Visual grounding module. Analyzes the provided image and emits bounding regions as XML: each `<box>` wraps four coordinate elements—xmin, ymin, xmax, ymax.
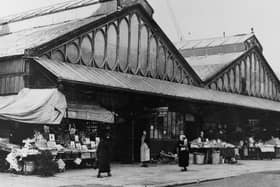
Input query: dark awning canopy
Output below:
<box><xmin>34</xmin><ymin>57</ymin><xmax>280</xmax><ymax>113</ymax></box>
<box><xmin>66</xmin><ymin>103</ymin><xmax>115</xmax><ymax>124</ymax></box>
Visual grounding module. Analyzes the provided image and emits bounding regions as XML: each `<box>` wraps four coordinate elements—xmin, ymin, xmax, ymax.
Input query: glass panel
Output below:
<box><xmin>217</xmin><ymin>78</ymin><xmax>223</xmax><ymax>90</ymax></box>
<box><xmin>235</xmin><ymin>65</ymin><xmax>240</xmax><ymax>92</ymax></box>
<box><xmin>107</xmin><ymin>24</ymin><xmax>117</xmax><ymax>70</ymax></box>
<box><xmin>81</xmin><ymin>35</ymin><xmax>93</xmax><ymax>66</ymax></box>
<box><xmin>119</xmin><ymin>19</ymin><xmax>129</xmax><ymax>71</ymax></box>
<box><xmin>246</xmin><ymin>56</ymin><xmax>251</xmax><ymax>94</ymax></box>
<box><xmin>241</xmin><ymin>60</ymin><xmax>245</xmax><ymax>78</ymax></box>
<box><xmin>269</xmin><ymin>79</ymin><xmax>273</xmax><ymax>98</ymax></box>
<box><xmin>166</xmin><ymin>55</ymin><xmax>174</xmax><ymax>80</ymax></box>
<box><xmin>210</xmin><ymin>83</ymin><xmax>217</xmax><ymax>90</ymax></box>
<box><xmin>223</xmin><ymin>74</ymin><xmax>229</xmax><ymax>91</ymax></box>
<box><xmin>264</xmin><ymin>73</ymin><xmax>268</xmax><ymax>97</ymax></box>
<box><xmin>148</xmin><ymin>36</ymin><xmax>157</xmax><ymax>77</ymax></box>
<box><xmin>229</xmin><ymin>69</ymin><xmax>234</xmax><ymax>92</ymax></box>
<box><xmin>174</xmin><ymin>62</ymin><xmax>182</xmax><ymax>82</ymax></box>
<box><xmin>52</xmin><ymin>50</ymin><xmax>64</xmax><ymax>62</ymax></box>
<box><xmin>139</xmin><ymin>26</ymin><xmax>148</xmax><ymax>74</ymax></box>
<box><xmin>182</xmin><ymin>71</ymin><xmax>189</xmax><ymax>84</ymax></box>
<box><xmin>129</xmin><ymin>14</ymin><xmax>139</xmax><ymax>73</ymax></box>
<box><xmin>251</xmin><ymin>53</ymin><xmax>255</xmax><ymax>95</ymax></box>
<box><xmin>255</xmin><ymin>57</ymin><xmax>260</xmax><ymax>95</ymax></box>
<box><xmin>94</xmin><ymin>30</ymin><xmax>105</xmax><ymax>67</ymax></box>
<box><xmin>260</xmin><ymin>65</ymin><xmax>264</xmax><ymax>96</ymax></box>
<box><xmin>157</xmin><ymin>45</ymin><xmax>166</xmax><ymax>78</ymax></box>
<box><xmin>66</xmin><ymin>42</ymin><xmax>79</xmax><ymax>63</ymax></box>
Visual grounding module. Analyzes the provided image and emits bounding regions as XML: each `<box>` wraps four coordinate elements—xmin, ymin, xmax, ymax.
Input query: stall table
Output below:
<box><xmin>191</xmin><ymin>147</ymin><xmax>236</xmax><ymax>164</ymax></box>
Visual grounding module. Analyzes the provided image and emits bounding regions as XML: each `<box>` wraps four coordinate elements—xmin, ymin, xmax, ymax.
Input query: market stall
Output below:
<box><xmin>0</xmin><ymin>88</ymin><xmax>115</xmax><ymax>175</ymax></box>
<box><xmin>190</xmin><ymin>138</ymin><xmax>237</xmax><ymax>164</ymax></box>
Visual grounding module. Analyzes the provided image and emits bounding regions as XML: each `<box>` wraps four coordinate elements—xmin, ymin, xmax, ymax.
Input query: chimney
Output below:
<box><xmin>251</xmin><ymin>27</ymin><xmax>254</xmax><ymax>34</ymax></box>
<box><xmin>0</xmin><ymin>22</ymin><xmax>10</xmax><ymax>36</ymax></box>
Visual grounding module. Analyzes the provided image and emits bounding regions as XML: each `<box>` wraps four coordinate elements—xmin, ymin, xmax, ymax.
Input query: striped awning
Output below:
<box><xmin>33</xmin><ymin>57</ymin><xmax>280</xmax><ymax>113</ymax></box>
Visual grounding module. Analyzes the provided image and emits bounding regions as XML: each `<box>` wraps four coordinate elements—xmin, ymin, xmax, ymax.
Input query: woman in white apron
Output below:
<box><xmin>140</xmin><ymin>130</ymin><xmax>150</xmax><ymax>167</ymax></box>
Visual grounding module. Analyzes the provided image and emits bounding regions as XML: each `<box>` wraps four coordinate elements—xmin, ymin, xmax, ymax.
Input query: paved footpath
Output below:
<box><xmin>2</xmin><ymin>160</ymin><xmax>280</xmax><ymax>187</ymax></box>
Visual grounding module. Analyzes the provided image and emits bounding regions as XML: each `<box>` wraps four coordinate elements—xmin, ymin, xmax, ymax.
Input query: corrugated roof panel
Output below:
<box><xmin>178</xmin><ymin>33</ymin><xmax>253</xmax><ymax>49</ymax></box>
<box><xmin>186</xmin><ymin>52</ymin><xmax>244</xmax><ymax>81</ymax></box>
<box><xmin>0</xmin><ymin>0</ymin><xmax>99</xmax><ymax>24</ymax></box>
<box><xmin>34</xmin><ymin>57</ymin><xmax>280</xmax><ymax>112</ymax></box>
<box><xmin>0</xmin><ymin>15</ymin><xmax>105</xmax><ymax>58</ymax></box>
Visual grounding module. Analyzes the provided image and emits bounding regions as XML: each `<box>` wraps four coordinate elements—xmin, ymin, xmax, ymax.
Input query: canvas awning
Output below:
<box><xmin>0</xmin><ymin>88</ymin><xmax>66</xmax><ymax>124</ymax></box>
<box><xmin>66</xmin><ymin>103</ymin><xmax>114</xmax><ymax>124</ymax></box>
<box><xmin>33</xmin><ymin>57</ymin><xmax>280</xmax><ymax>113</ymax></box>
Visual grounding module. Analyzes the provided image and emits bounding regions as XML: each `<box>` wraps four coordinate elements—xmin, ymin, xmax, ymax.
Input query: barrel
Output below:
<box><xmin>23</xmin><ymin>161</ymin><xmax>35</xmax><ymax>174</ymax></box>
<box><xmin>195</xmin><ymin>153</ymin><xmax>205</xmax><ymax>164</ymax></box>
<box><xmin>212</xmin><ymin>151</ymin><xmax>220</xmax><ymax>164</ymax></box>
<box><xmin>189</xmin><ymin>153</ymin><xmax>194</xmax><ymax>164</ymax></box>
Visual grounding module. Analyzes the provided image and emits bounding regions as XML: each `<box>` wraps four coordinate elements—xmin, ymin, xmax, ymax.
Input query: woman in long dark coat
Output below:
<box><xmin>177</xmin><ymin>135</ymin><xmax>190</xmax><ymax>171</ymax></box>
<box><xmin>96</xmin><ymin>134</ymin><xmax>112</xmax><ymax>178</ymax></box>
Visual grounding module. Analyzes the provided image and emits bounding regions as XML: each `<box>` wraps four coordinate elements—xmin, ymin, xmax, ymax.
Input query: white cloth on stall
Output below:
<box><xmin>0</xmin><ymin>88</ymin><xmax>66</xmax><ymax>124</ymax></box>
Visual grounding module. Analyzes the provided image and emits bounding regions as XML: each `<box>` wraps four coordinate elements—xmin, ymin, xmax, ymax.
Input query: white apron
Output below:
<box><xmin>140</xmin><ymin>142</ymin><xmax>150</xmax><ymax>162</ymax></box>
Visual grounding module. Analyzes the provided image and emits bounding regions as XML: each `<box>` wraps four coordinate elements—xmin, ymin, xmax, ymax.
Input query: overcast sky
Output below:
<box><xmin>0</xmin><ymin>0</ymin><xmax>279</xmax><ymax>73</ymax></box>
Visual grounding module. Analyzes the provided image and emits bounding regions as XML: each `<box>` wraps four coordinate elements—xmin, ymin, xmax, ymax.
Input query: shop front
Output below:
<box><xmin>1</xmin><ymin>0</ymin><xmax>280</xmax><ymax>174</ymax></box>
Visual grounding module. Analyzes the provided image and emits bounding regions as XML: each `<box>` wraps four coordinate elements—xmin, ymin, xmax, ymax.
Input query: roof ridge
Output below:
<box><xmin>182</xmin><ymin>33</ymin><xmax>253</xmax><ymax>43</ymax></box>
<box><xmin>0</xmin><ymin>0</ymin><xmax>100</xmax><ymax>25</ymax></box>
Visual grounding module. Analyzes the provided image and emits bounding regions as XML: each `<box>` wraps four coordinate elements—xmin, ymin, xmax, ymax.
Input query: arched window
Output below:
<box><xmin>81</xmin><ymin>35</ymin><xmax>93</xmax><ymax>66</ymax></box>
<box><xmin>107</xmin><ymin>24</ymin><xmax>117</xmax><ymax>70</ymax></box>
<box><xmin>255</xmin><ymin>57</ymin><xmax>260</xmax><ymax>95</ymax></box>
<box><xmin>148</xmin><ymin>36</ymin><xmax>157</xmax><ymax>77</ymax></box>
<box><xmin>118</xmin><ymin>19</ymin><xmax>129</xmax><ymax>71</ymax></box>
<box><xmin>67</xmin><ymin>42</ymin><xmax>80</xmax><ymax>64</ymax></box>
<box><xmin>210</xmin><ymin>83</ymin><xmax>217</xmax><ymax>90</ymax></box>
<box><xmin>94</xmin><ymin>30</ymin><xmax>105</xmax><ymax>67</ymax></box>
<box><xmin>246</xmin><ymin>56</ymin><xmax>251</xmax><ymax>94</ymax></box>
<box><xmin>217</xmin><ymin>78</ymin><xmax>223</xmax><ymax>90</ymax></box>
<box><xmin>251</xmin><ymin>53</ymin><xmax>256</xmax><ymax>95</ymax></box>
<box><xmin>229</xmin><ymin>69</ymin><xmax>235</xmax><ymax>92</ymax></box>
<box><xmin>129</xmin><ymin>14</ymin><xmax>139</xmax><ymax>73</ymax></box>
<box><xmin>223</xmin><ymin>74</ymin><xmax>229</xmax><ymax>91</ymax></box>
<box><xmin>166</xmin><ymin>55</ymin><xmax>174</xmax><ymax>80</ymax></box>
<box><xmin>52</xmin><ymin>50</ymin><xmax>64</xmax><ymax>62</ymax></box>
<box><xmin>174</xmin><ymin>62</ymin><xmax>182</xmax><ymax>82</ymax></box>
<box><xmin>139</xmin><ymin>26</ymin><xmax>149</xmax><ymax>75</ymax></box>
<box><xmin>235</xmin><ymin>65</ymin><xmax>240</xmax><ymax>92</ymax></box>
<box><xmin>157</xmin><ymin>44</ymin><xmax>166</xmax><ymax>78</ymax></box>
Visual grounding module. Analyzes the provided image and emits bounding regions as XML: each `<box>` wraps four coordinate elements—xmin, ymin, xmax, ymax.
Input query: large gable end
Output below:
<box><xmin>28</xmin><ymin>5</ymin><xmax>201</xmax><ymax>86</ymax></box>
<box><xmin>207</xmin><ymin>47</ymin><xmax>280</xmax><ymax>101</ymax></box>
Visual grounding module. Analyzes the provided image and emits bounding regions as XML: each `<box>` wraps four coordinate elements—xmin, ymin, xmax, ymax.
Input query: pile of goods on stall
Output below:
<box><xmin>190</xmin><ymin>138</ymin><xmax>235</xmax><ymax>148</ymax></box>
<box><xmin>3</xmin><ymin>125</ymin><xmax>98</xmax><ymax>175</ymax></box>
<box><xmin>190</xmin><ymin>138</ymin><xmax>237</xmax><ymax>164</ymax></box>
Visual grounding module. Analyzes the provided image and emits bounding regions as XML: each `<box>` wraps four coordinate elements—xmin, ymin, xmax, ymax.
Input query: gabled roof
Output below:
<box><xmin>178</xmin><ymin>33</ymin><xmax>262</xmax><ymax>58</ymax></box>
<box><xmin>0</xmin><ymin>2</ymin><xmax>201</xmax><ymax>83</ymax></box>
<box><xmin>32</xmin><ymin>57</ymin><xmax>280</xmax><ymax>113</ymax></box>
<box><xmin>186</xmin><ymin>52</ymin><xmax>244</xmax><ymax>81</ymax></box>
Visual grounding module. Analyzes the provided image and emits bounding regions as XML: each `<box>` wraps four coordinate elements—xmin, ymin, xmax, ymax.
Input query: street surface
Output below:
<box><xmin>184</xmin><ymin>171</ymin><xmax>280</xmax><ymax>187</ymax></box>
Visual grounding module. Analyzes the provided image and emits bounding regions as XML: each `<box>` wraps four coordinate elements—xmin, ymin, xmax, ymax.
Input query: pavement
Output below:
<box><xmin>2</xmin><ymin>160</ymin><xmax>280</xmax><ymax>187</ymax></box>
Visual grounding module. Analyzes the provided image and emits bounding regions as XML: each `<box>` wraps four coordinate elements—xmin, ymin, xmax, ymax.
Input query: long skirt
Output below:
<box><xmin>178</xmin><ymin>150</ymin><xmax>189</xmax><ymax>167</ymax></box>
<box><xmin>140</xmin><ymin>143</ymin><xmax>150</xmax><ymax>162</ymax></box>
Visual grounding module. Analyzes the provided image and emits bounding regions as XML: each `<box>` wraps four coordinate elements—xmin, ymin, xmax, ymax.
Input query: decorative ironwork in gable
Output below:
<box><xmin>207</xmin><ymin>49</ymin><xmax>280</xmax><ymax>101</ymax></box>
<box><xmin>40</xmin><ymin>10</ymin><xmax>195</xmax><ymax>86</ymax></box>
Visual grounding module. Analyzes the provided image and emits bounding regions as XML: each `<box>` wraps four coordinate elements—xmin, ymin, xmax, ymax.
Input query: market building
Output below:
<box><xmin>177</xmin><ymin>33</ymin><xmax>280</xmax><ymax>143</ymax></box>
<box><xmin>0</xmin><ymin>0</ymin><xmax>280</xmax><ymax>169</ymax></box>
